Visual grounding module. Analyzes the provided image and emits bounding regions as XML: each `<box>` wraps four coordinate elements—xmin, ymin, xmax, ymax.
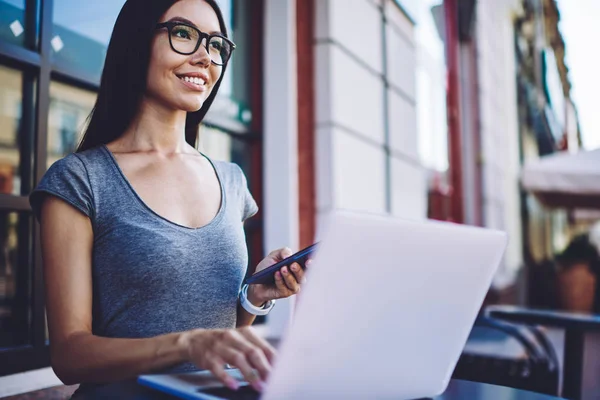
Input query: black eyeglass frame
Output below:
<box><xmin>155</xmin><ymin>21</ymin><xmax>236</xmax><ymax>66</ymax></box>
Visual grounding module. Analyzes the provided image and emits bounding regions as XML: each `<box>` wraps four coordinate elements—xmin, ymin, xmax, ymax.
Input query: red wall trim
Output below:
<box><xmin>444</xmin><ymin>0</ymin><xmax>465</xmax><ymax>224</ymax></box>
<box><xmin>248</xmin><ymin>0</ymin><xmax>265</xmax><ymax>268</ymax></box>
<box><xmin>296</xmin><ymin>0</ymin><xmax>317</xmax><ymax>248</ymax></box>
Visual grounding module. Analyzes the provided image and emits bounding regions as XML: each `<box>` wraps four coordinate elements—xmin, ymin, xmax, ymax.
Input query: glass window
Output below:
<box><xmin>0</xmin><ymin>212</ymin><xmax>31</xmax><ymax>349</ymax></box>
<box><xmin>416</xmin><ymin>0</ymin><xmax>448</xmax><ymax>172</ymax></box>
<box><xmin>205</xmin><ymin>0</ymin><xmax>253</xmax><ymax>132</ymax></box>
<box><xmin>0</xmin><ymin>65</ymin><xmax>24</xmax><ymax>196</ymax></box>
<box><xmin>199</xmin><ymin>126</ymin><xmax>252</xmax><ymax>176</ymax></box>
<box><xmin>0</xmin><ymin>0</ymin><xmax>27</xmax><ymax>48</ymax></box>
<box><xmin>51</xmin><ymin>0</ymin><xmax>125</xmax><ymax>82</ymax></box>
<box><xmin>47</xmin><ymin>81</ymin><xmax>96</xmax><ymax>167</ymax></box>
<box><xmin>199</xmin><ymin>126</ymin><xmax>260</xmax><ymax>299</ymax></box>
<box><xmin>394</xmin><ymin>0</ymin><xmax>419</xmax><ymax>21</ymax></box>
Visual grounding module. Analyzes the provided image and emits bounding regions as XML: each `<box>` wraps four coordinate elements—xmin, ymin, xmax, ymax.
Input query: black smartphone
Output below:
<box><xmin>244</xmin><ymin>242</ymin><xmax>319</xmax><ymax>285</ymax></box>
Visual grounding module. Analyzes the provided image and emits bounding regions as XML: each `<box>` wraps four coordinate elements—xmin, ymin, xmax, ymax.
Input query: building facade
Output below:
<box><xmin>435</xmin><ymin>0</ymin><xmax>578</xmax><ymax>304</ymax></box>
<box><xmin>475</xmin><ymin>0</ymin><xmax>524</xmax><ymax>291</ymax></box>
<box><xmin>513</xmin><ymin>0</ymin><xmax>581</xmax><ymax>308</ymax></box>
<box><xmin>262</xmin><ymin>0</ymin><xmax>426</xmax><ymax>342</ymax></box>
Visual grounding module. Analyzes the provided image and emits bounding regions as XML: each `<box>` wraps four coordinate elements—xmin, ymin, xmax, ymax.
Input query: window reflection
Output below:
<box><xmin>416</xmin><ymin>0</ymin><xmax>448</xmax><ymax>172</ymax></box>
<box><xmin>0</xmin><ymin>0</ymin><xmax>27</xmax><ymax>48</ymax></box>
<box><xmin>199</xmin><ymin>125</ymin><xmax>251</xmax><ymax>176</ymax></box>
<box><xmin>48</xmin><ymin>81</ymin><xmax>96</xmax><ymax>167</ymax></box>
<box><xmin>205</xmin><ymin>0</ymin><xmax>253</xmax><ymax>132</ymax></box>
<box><xmin>393</xmin><ymin>0</ymin><xmax>419</xmax><ymax>21</ymax></box>
<box><xmin>199</xmin><ymin>125</ymin><xmax>258</xmax><ymax>301</ymax></box>
<box><xmin>0</xmin><ymin>212</ymin><xmax>30</xmax><ymax>349</ymax></box>
<box><xmin>0</xmin><ymin>65</ymin><xmax>23</xmax><ymax>195</ymax></box>
<box><xmin>51</xmin><ymin>0</ymin><xmax>125</xmax><ymax>82</ymax></box>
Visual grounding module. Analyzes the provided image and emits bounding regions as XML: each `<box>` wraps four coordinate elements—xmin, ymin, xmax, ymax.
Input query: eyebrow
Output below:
<box><xmin>166</xmin><ymin>17</ymin><xmax>224</xmax><ymax>36</ymax></box>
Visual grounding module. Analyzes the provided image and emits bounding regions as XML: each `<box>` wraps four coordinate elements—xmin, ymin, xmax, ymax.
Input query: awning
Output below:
<box><xmin>521</xmin><ymin>149</ymin><xmax>600</xmax><ymax>209</ymax></box>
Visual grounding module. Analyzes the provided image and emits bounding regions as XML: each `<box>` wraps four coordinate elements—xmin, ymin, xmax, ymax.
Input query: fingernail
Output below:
<box><xmin>226</xmin><ymin>378</ymin><xmax>239</xmax><ymax>391</ymax></box>
<box><xmin>282</xmin><ymin>267</ymin><xmax>288</xmax><ymax>274</ymax></box>
<box><xmin>291</xmin><ymin>264</ymin><xmax>298</xmax><ymax>271</ymax></box>
<box><xmin>253</xmin><ymin>381</ymin><xmax>265</xmax><ymax>392</ymax></box>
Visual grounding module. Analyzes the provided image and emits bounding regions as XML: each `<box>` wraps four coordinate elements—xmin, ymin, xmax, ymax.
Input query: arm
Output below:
<box><xmin>41</xmin><ymin>196</ymin><xmax>189</xmax><ymax>384</ymax></box>
<box><xmin>41</xmin><ymin>197</ymin><xmax>274</xmax><ymax>390</ymax></box>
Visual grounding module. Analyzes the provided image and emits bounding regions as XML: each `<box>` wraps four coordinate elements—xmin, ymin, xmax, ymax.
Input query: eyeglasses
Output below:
<box><xmin>155</xmin><ymin>21</ymin><xmax>235</xmax><ymax>66</ymax></box>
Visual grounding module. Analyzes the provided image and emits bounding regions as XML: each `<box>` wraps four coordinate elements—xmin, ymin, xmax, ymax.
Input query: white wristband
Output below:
<box><xmin>239</xmin><ymin>284</ymin><xmax>275</xmax><ymax>316</ymax></box>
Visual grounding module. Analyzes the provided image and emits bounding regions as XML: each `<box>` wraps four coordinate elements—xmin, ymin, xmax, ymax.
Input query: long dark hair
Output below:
<box><xmin>76</xmin><ymin>0</ymin><xmax>229</xmax><ymax>152</ymax></box>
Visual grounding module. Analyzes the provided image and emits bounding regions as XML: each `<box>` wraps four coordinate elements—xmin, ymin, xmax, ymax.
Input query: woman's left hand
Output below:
<box><xmin>246</xmin><ymin>247</ymin><xmax>310</xmax><ymax>306</ymax></box>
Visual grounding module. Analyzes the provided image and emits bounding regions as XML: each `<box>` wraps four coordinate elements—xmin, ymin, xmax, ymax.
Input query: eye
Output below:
<box><xmin>172</xmin><ymin>25</ymin><xmax>194</xmax><ymax>40</ymax></box>
<box><xmin>173</xmin><ymin>29</ymin><xmax>190</xmax><ymax>39</ymax></box>
<box><xmin>209</xmin><ymin>40</ymin><xmax>223</xmax><ymax>51</ymax></box>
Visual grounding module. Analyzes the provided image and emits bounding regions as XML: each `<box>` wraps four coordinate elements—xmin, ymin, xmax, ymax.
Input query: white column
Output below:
<box><xmin>262</xmin><ymin>0</ymin><xmax>299</xmax><ymax>339</ymax></box>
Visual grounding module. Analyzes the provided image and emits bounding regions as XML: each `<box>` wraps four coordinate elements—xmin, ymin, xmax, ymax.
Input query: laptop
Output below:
<box><xmin>139</xmin><ymin>210</ymin><xmax>508</xmax><ymax>399</ymax></box>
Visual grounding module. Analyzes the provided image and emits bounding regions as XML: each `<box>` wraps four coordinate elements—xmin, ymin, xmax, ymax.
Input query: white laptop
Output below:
<box><xmin>139</xmin><ymin>210</ymin><xmax>508</xmax><ymax>400</ymax></box>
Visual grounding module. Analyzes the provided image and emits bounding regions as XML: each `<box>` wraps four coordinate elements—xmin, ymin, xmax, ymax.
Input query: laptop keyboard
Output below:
<box><xmin>199</xmin><ymin>385</ymin><xmax>261</xmax><ymax>400</ymax></box>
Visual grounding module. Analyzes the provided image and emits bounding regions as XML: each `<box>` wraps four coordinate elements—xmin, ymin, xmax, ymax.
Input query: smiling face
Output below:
<box><xmin>145</xmin><ymin>0</ymin><xmax>224</xmax><ymax>113</ymax></box>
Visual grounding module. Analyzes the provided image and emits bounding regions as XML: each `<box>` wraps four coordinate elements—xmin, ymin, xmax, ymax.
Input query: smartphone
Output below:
<box><xmin>244</xmin><ymin>242</ymin><xmax>319</xmax><ymax>285</ymax></box>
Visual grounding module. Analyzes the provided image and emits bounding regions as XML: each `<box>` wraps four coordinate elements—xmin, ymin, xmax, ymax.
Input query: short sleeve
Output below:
<box><xmin>235</xmin><ymin>165</ymin><xmax>258</xmax><ymax>222</ymax></box>
<box><xmin>29</xmin><ymin>154</ymin><xmax>94</xmax><ymax>222</ymax></box>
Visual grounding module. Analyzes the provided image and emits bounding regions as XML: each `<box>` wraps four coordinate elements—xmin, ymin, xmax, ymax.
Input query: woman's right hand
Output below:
<box><xmin>182</xmin><ymin>326</ymin><xmax>276</xmax><ymax>392</ymax></box>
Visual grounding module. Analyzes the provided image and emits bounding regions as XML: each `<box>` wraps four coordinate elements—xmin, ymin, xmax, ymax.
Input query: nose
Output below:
<box><xmin>191</xmin><ymin>38</ymin><xmax>211</xmax><ymax>67</ymax></box>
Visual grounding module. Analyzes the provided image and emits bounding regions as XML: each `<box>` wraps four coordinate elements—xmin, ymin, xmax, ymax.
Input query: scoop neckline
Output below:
<box><xmin>100</xmin><ymin>144</ymin><xmax>226</xmax><ymax>232</ymax></box>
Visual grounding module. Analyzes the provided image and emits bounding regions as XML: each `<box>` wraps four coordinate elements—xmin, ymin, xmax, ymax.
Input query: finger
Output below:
<box><xmin>279</xmin><ymin>248</ymin><xmax>293</xmax><ymax>261</ymax></box>
<box><xmin>269</xmin><ymin>247</ymin><xmax>293</xmax><ymax>260</ymax></box>
<box><xmin>244</xmin><ymin>347</ymin><xmax>272</xmax><ymax>383</ymax></box>
<box><xmin>289</xmin><ymin>262</ymin><xmax>305</xmax><ymax>284</ymax></box>
<box><xmin>221</xmin><ymin>331</ymin><xmax>272</xmax><ymax>383</ymax></box>
<box><xmin>220</xmin><ymin>347</ymin><xmax>265</xmax><ymax>392</ymax></box>
<box><xmin>281</xmin><ymin>266</ymin><xmax>301</xmax><ymax>293</ymax></box>
<box><xmin>274</xmin><ymin>271</ymin><xmax>292</xmax><ymax>296</ymax></box>
<box><xmin>239</xmin><ymin>327</ymin><xmax>277</xmax><ymax>365</ymax></box>
<box><xmin>208</xmin><ymin>357</ymin><xmax>240</xmax><ymax>391</ymax></box>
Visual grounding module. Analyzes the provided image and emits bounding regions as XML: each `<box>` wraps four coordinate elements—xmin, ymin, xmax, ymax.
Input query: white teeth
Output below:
<box><xmin>180</xmin><ymin>76</ymin><xmax>206</xmax><ymax>86</ymax></box>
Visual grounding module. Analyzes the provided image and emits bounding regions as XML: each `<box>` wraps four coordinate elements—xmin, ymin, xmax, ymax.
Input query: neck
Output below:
<box><xmin>118</xmin><ymin>98</ymin><xmax>192</xmax><ymax>154</ymax></box>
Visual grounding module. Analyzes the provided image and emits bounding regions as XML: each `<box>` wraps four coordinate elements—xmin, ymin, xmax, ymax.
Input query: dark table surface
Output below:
<box><xmin>75</xmin><ymin>379</ymin><xmax>565</xmax><ymax>400</ymax></box>
<box><xmin>487</xmin><ymin>305</ymin><xmax>600</xmax><ymax>400</ymax></box>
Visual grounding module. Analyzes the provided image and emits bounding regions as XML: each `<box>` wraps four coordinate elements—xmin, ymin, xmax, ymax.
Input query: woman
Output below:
<box><xmin>29</xmin><ymin>0</ymin><xmax>306</xmax><ymax>394</ymax></box>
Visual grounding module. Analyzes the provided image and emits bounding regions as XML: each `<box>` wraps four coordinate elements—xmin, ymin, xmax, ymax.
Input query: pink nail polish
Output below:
<box><xmin>227</xmin><ymin>379</ymin><xmax>239</xmax><ymax>391</ymax></box>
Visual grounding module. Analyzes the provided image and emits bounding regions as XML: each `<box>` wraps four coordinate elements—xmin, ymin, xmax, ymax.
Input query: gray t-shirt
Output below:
<box><xmin>29</xmin><ymin>145</ymin><xmax>258</xmax><ymax>375</ymax></box>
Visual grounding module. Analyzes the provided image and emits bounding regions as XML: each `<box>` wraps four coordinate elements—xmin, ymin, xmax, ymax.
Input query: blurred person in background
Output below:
<box><xmin>29</xmin><ymin>0</ymin><xmax>307</xmax><ymax>396</ymax></box>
